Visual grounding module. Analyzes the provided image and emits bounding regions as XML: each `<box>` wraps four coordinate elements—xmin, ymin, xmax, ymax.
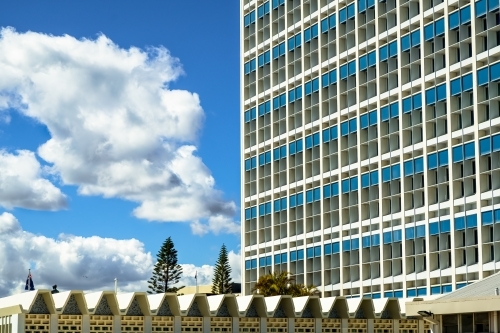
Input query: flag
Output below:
<box><xmin>25</xmin><ymin>270</ymin><xmax>35</xmax><ymax>291</ymax></box>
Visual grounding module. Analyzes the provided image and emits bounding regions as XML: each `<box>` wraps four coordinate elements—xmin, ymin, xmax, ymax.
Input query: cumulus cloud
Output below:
<box><xmin>190</xmin><ymin>215</ymin><xmax>241</xmax><ymax>236</ymax></box>
<box><xmin>0</xmin><ymin>150</ymin><xmax>66</xmax><ymax>210</ymax></box>
<box><xmin>0</xmin><ymin>212</ymin><xmax>241</xmax><ymax>296</ymax></box>
<box><xmin>0</xmin><ymin>27</ymin><xmax>239</xmax><ymax>233</ymax></box>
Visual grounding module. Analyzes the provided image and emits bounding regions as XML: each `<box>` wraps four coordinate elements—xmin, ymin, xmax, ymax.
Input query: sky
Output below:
<box><xmin>0</xmin><ymin>1</ymin><xmax>241</xmax><ymax>296</ymax></box>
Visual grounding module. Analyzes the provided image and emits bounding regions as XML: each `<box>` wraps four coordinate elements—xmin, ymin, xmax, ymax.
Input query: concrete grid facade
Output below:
<box><xmin>241</xmin><ymin>0</ymin><xmax>500</xmax><ymax>297</ymax></box>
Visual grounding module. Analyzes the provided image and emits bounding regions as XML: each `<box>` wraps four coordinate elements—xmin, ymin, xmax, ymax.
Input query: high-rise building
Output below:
<box><xmin>241</xmin><ymin>0</ymin><xmax>500</xmax><ymax>298</ymax></box>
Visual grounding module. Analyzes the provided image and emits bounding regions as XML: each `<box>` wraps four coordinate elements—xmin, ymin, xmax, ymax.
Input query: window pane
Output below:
<box><xmin>455</xmin><ymin>217</ymin><xmax>465</xmax><ymax>230</ymax></box>
<box><xmin>452</xmin><ymin>146</ymin><xmax>463</xmax><ymax>162</ymax></box>
<box><xmin>429</xmin><ymin>222</ymin><xmax>439</xmax><ymax>235</ymax></box>
<box><xmin>436</xmin><ymin>84</ymin><xmax>446</xmax><ymax>101</ymax></box>
<box><xmin>428</xmin><ymin>153</ymin><xmax>438</xmax><ymax>170</ymax></box>
<box><xmin>406</xmin><ymin>227</ymin><xmax>415</xmax><ymax>240</ymax></box>
<box><xmin>438</xmin><ymin>150</ymin><xmax>448</xmax><ymax>166</ymax></box>
<box><xmin>462</xmin><ymin>73</ymin><xmax>473</xmax><ymax>92</ymax></box>
<box><xmin>350</xmin><ymin>177</ymin><xmax>358</xmax><ymax>191</ymax></box>
<box><xmin>425</xmin><ymin>87</ymin><xmax>436</xmax><ymax>105</ymax></box>
<box><xmin>464</xmin><ymin>142</ymin><xmax>475</xmax><ymax>160</ymax></box>
<box><xmin>370</xmin><ymin>170</ymin><xmax>379</xmax><ymax>185</ymax></box>
<box><xmin>478</xmin><ymin>67</ymin><xmax>489</xmax><ymax>86</ymax></box>
<box><xmin>401</xmin><ymin>34</ymin><xmax>411</xmax><ymax>51</ymax></box>
<box><xmin>480</xmin><ymin>137</ymin><xmax>491</xmax><ymax>155</ymax></box>
<box><xmin>440</xmin><ymin>220</ymin><xmax>451</xmax><ymax>233</ymax></box>
<box><xmin>416</xmin><ymin>225</ymin><xmax>426</xmax><ymax>238</ymax></box>
<box><xmin>404</xmin><ymin>160</ymin><xmax>413</xmax><ymax>176</ymax></box>
<box><xmin>361</xmin><ymin>173</ymin><xmax>370</xmax><ymax>188</ymax></box>
<box><xmin>424</xmin><ymin>23</ymin><xmax>434</xmax><ymax>41</ymax></box>
<box><xmin>414</xmin><ymin>157</ymin><xmax>424</xmax><ymax>173</ymax></box>
<box><xmin>435</xmin><ymin>18</ymin><xmax>444</xmax><ymax>36</ymax></box>
<box><xmin>381</xmin><ymin>106</ymin><xmax>390</xmax><ymax>121</ymax></box>
<box><xmin>342</xmin><ymin>179</ymin><xmax>350</xmax><ymax>193</ymax></box>
<box><xmin>460</xmin><ymin>5</ymin><xmax>471</xmax><ymax>24</ymax></box>
<box><xmin>450</xmin><ymin>77</ymin><xmax>461</xmax><ymax>96</ymax></box>
<box><xmin>411</xmin><ymin>30</ymin><xmax>420</xmax><ymax>46</ymax></box>
<box><xmin>403</xmin><ymin>96</ymin><xmax>412</xmax><ymax>113</ymax></box>
<box><xmin>379</xmin><ymin>45</ymin><xmax>388</xmax><ymax>61</ymax></box>
<box><xmin>449</xmin><ymin>11</ymin><xmax>460</xmax><ymax>29</ymax></box>
<box><xmin>382</xmin><ymin>166</ymin><xmax>391</xmax><ymax>182</ymax></box>
<box><xmin>369</xmin><ymin>111</ymin><xmax>377</xmax><ymax>125</ymax></box>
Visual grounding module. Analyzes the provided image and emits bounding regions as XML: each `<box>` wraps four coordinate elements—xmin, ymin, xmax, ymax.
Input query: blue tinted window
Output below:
<box><xmin>389</xmin><ymin>41</ymin><xmax>397</xmax><ymax>57</ymax></box>
<box><xmin>482</xmin><ymin>210</ymin><xmax>493</xmax><ymax>225</ymax></box>
<box><xmin>349</xmin><ymin>118</ymin><xmax>357</xmax><ymax>133</ymax></box>
<box><xmin>478</xmin><ymin>67</ymin><xmax>489</xmax><ymax>86</ymax></box>
<box><xmin>274</xmin><ymin>254</ymin><xmax>281</xmax><ymax>264</ymax></box>
<box><xmin>431</xmin><ymin>286</ymin><xmax>441</xmax><ymax>295</ymax></box>
<box><xmin>330</xmin><ymin>70</ymin><xmax>337</xmax><ymax>84</ymax></box>
<box><xmin>323</xmin><ymin>184</ymin><xmax>332</xmax><ymax>199</ymax></box>
<box><xmin>290</xmin><ymin>251</ymin><xmax>297</xmax><ymax>262</ymax></box>
<box><xmin>251</xmin><ymin>259</ymin><xmax>257</xmax><ymax>269</ymax></box>
<box><xmin>424</xmin><ymin>23</ymin><xmax>434</xmax><ymax>41</ymax></box>
<box><xmin>429</xmin><ymin>222</ymin><xmax>439</xmax><ymax>235</ymax></box>
<box><xmin>428</xmin><ymin>153</ymin><xmax>438</xmax><ymax>170</ymax></box>
<box><xmin>480</xmin><ymin>137</ymin><xmax>492</xmax><ymax>155</ymax></box>
<box><xmin>452</xmin><ymin>145</ymin><xmax>463</xmax><ymax>162</ymax></box>
<box><xmin>401</xmin><ymin>34</ymin><xmax>411</xmax><ymax>51</ymax></box>
<box><xmin>411</xmin><ymin>30</ymin><xmax>420</xmax><ymax>46</ymax></box>
<box><xmin>259</xmin><ymin>257</ymin><xmax>266</xmax><ymax>267</ymax></box>
<box><xmin>341</xmin><ymin>121</ymin><xmax>349</xmax><ymax>136</ymax></box>
<box><xmin>455</xmin><ymin>217</ymin><xmax>466</xmax><ymax>230</ymax></box>
<box><xmin>435</xmin><ymin>18</ymin><xmax>444</xmax><ymax>36</ymax></box>
<box><xmin>332</xmin><ymin>182</ymin><xmax>339</xmax><ymax>196</ymax></box>
<box><xmin>464</xmin><ymin>142</ymin><xmax>475</xmax><ymax>160</ymax></box>
<box><xmin>438</xmin><ymin>150</ymin><xmax>448</xmax><ymax>166</ymax></box>
<box><xmin>306</xmin><ymin>247</ymin><xmax>314</xmax><ymax>259</ymax></box>
<box><xmin>403</xmin><ymin>96</ymin><xmax>412</xmax><ymax>113</ymax></box>
<box><xmin>493</xmin><ymin>134</ymin><xmax>500</xmax><ymax>152</ymax></box>
<box><xmin>442</xmin><ymin>285</ymin><xmax>452</xmax><ymax>293</ymax></box>
<box><xmin>340</xmin><ymin>65</ymin><xmax>348</xmax><ymax>79</ymax></box>
<box><xmin>441</xmin><ymin>220</ymin><xmax>451</xmax><ymax>233</ymax></box>
<box><xmin>348</xmin><ymin>61</ymin><xmax>356</xmax><ymax>76</ymax></box>
<box><xmin>379</xmin><ymin>45</ymin><xmax>388</xmax><ymax>61</ymax></box>
<box><xmin>462</xmin><ymin>74</ymin><xmax>473</xmax><ymax>92</ymax></box>
<box><xmin>371</xmin><ymin>234</ymin><xmax>380</xmax><ymax>246</ymax></box>
<box><xmin>368</xmin><ymin>51</ymin><xmax>376</xmax><ymax>67</ymax></box>
<box><xmin>245</xmin><ymin>260</ymin><xmax>251</xmax><ymax>270</ymax></box>
<box><xmin>297</xmin><ymin>250</ymin><xmax>304</xmax><ymax>260</ymax></box>
<box><xmin>361</xmin><ymin>173</ymin><xmax>370</xmax><ymax>188</ymax></box>
<box><xmin>426</xmin><ymin>87</ymin><xmax>436</xmax><ymax>105</ymax></box>
<box><xmin>359</xmin><ymin>55</ymin><xmax>367</xmax><ymax>71</ymax></box>
<box><xmin>322</xmin><ymin>73</ymin><xmax>329</xmax><ymax>88</ymax></box>
<box><xmin>449</xmin><ymin>11</ymin><xmax>460</xmax><ymax>29</ymax></box>
<box><xmin>436</xmin><ymin>84</ymin><xmax>446</xmax><ymax>101</ymax></box>
<box><xmin>362</xmin><ymin>236</ymin><xmax>370</xmax><ymax>248</ymax></box>
<box><xmin>392</xmin><ymin>164</ymin><xmax>400</xmax><ymax>179</ymax></box>
<box><xmin>461</xmin><ymin>6</ymin><xmax>471</xmax><ymax>23</ymax></box>
<box><xmin>407</xmin><ymin>289</ymin><xmax>416</xmax><ymax>298</ymax></box>
<box><xmin>403</xmin><ymin>160</ymin><xmax>413</xmax><ymax>176</ymax></box>
<box><xmin>332</xmin><ymin>242</ymin><xmax>340</xmax><ymax>253</ymax></box>
<box><xmin>417</xmin><ymin>288</ymin><xmax>427</xmax><ymax>297</ymax></box>
<box><xmin>491</xmin><ymin>62</ymin><xmax>500</xmax><ymax>81</ymax></box>
<box><xmin>414</xmin><ymin>157</ymin><xmax>424</xmax><ymax>174</ymax></box>
<box><xmin>393</xmin><ymin>230</ymin><xmax>402</xmax><ymax>242</ymax></box>
<box><xmin>324</xmin><ymin>243</ymin><xmax>332</xmax><ymax>255</ymax></box>
<box><xmin>450</xmin><ymin>77</ymin><xmax>461</xmax><ymax>96</ymax></box>
<box><xmin>369</xmin><ymin>111</ymin><xmax>377</xmax><ymax>125</ymax></box>
<box><xmin>350</xmin><ymin>177</ymin><xmax>358</xmax><ymax>191</ymax></box>
<box><xmin>281</xmin><ymin>252</ymin><xmax>287</xmax><ymax>263</ymax></box>
<box><xmin>383</xmin><ymin>231</ymin><xmax>392</xmax><ymax>244</ymax></box>
<box><xmin>382</xmin><ymin>166</ymin><xmax>391</xmax><ymax>182</ymax></box>
<box><xmin>360</xmin><ymin>114</ymin><xmax>369</xmax><ymax>129</ymax></box>
<box><xmin>415</xmin><ymin>225</ymin><xmax>425</xmax><ymax>238</ymax></box>
<box><xmin>370</xmin><ymin>170</ymin><xmax>378</xmax><ymax>186</ymax></box>
<box><xmin>381</xmin><ymin>106</ymin><xmax>390</xmax><ymax>121</ymax></box>
<box><xmin>390</xmin><ymin>102</ymin><xmax>399</xmax><ymax>118</ymax></box>
<box><xmin>406</xmin><ymin>227</ymin><xmax>415</xmax><ymax>240</ymax></box>
<box><xmin>343</xmin><ymin>239</ymin><xmax>350</xmax><ymax>251</ymax></box>
<box><xmin>476</xmin><ymin>0</ymin><xmax>487</xmax><ymax>17</ymax></box>
<box><xmin>466</xmin><ymin>214</ymin><xmax>477</xmax><ymax>228</ymax></box>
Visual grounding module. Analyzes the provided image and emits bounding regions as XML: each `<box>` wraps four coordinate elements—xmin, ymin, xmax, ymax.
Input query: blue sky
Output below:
<box><xmin>0</xmin><ymin>1</ymin><xmax>241</xmax><ymax>293</ymax></box>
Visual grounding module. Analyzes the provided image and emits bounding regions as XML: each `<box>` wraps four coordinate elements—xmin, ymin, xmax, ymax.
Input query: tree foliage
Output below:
<box><xmin>147</xmin><ymin>237</ymin><xmax>184</xmax><ymax>294</ymax></box>
<box><xmin>212</xmin><ymin>244</ymin><xmax>233</xmax><ymax>294</ymax></box>
<box><xmin>251</xmin><ymin>271</ymin><xmax>317</xmax><ymax>297</ymax></box>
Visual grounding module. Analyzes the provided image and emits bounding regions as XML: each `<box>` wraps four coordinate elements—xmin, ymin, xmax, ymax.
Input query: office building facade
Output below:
<box><xmin>241</xmin><ymin>0</ymin><xmax>500</xmax><ymax>297</ymax></box>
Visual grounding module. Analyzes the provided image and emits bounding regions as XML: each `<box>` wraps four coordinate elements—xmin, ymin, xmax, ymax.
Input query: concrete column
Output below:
<box><xmin>232</xmin><ymin>317</ymin><xmax>239</xmax><ymax>333</ymax></box>
<box><xmin>288</xmin><ymin>318</ymin><xmax>294</xmax><ymax>333</ymax></box>
<box><xmin>493</xmin><ymin>311</ymin><xmax>498</xmax><ymax>333</ymax></box>
<box><xmin>49</xmin><ymin>314</ymin><xmax>58</xmax><ymax>333</ymax></box>
<box><xmin>260</xmin><ymin>318</ymin><xmax>267</xmax><ymax>333</ymax></box>
<box><xmin>203</xmin><ymin>317</ymin><xmax>211</xmax><ymax>333</ymax></box>
<box><xmin>113</xmin><ymin>315</ymin><xmax>121</xmax><ymax>333</ymax></box>
<box><xmin>174</xmin><ymin>316</ymin><xmax>182</xmax><ymax>333</ymax></box>
<box><xmin>341</xmin><ymin>319</ymin><xmax>348</xmax><ymax>333</ymax></box>
<box><xmin>366</xmin><ymin>319</ymin><xmax>373</xmax><ymax>333</ymax></box>
<box><xmin>82</xmin><ymin>315</ymin><xmax>90</xmax><ymax>333</ymax></box>
<box><xmin>315</xmin><ymin>318</ymin><xmax>322</xmax><ymax>333</ymax></box>
<box><xmin>417</xmin><ymin>319</ymin><xmax>425</xmax><ymax>333</ymax></box>
<box><xmin>393</xmin><ymin>319</ymin><xmax>399</xmax><ymax>333</ymax></box>
<box><xmin>13</xmin><ymin>314</ymin><xmax>24</xmax><ymax>333</ymax></box>
<box><xmin>144</xmin><ymin>316</ymin><xmax>152</xmax><ymax>333</ymax></box>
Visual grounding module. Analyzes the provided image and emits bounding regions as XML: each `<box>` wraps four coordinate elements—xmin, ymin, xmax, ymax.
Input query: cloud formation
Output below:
<box><xmin>0</xmin><ymin>28</ymin><xmax>239</xmax><ymax>234</ymax></box>
<box><xmin>0</xmin><ymin>150</ymin><xmax>67</xmax><ymax>210</ymax></box>
<box><xmin>0</xmin><ymin>212</ymin><xmax>241</xmax><ymax>296</ymax></box>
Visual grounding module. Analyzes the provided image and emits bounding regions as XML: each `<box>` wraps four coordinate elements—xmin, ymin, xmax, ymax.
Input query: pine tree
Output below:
<box><xmin>147</xmin><ymin>237</ymin><xmax>184</xmax><ymax>294</ymax></box>
<box><xmin>211</xmin><ymin>244</ymin><xmax>233</xmax><ymax>294</ymax></box>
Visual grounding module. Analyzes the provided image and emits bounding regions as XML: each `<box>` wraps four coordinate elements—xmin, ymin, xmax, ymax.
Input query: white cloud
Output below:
<box><xmin>0</xmin><ymin>28</ymin><xmax>239</xmax><ymax>233</ymax></box>
<box><xmin>0</xmin><ymin>150</ymin><xmax>67</xmax><ymax>210</ymax></box>
<box><xmin>190</xmin><ymin>215</ymin><xmax>240</xmax><ymax>236</ymax></box>
<box><xmin>0</xmin><ymin>212</ymin><xmax>241</xmax><ymax>296</ymax></box>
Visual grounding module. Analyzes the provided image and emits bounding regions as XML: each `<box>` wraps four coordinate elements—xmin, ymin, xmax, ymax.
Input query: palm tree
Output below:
<box><xmin>251</xmin><ymin>271</ymin><xmax>317</xmax><ymax>297</ymax></box>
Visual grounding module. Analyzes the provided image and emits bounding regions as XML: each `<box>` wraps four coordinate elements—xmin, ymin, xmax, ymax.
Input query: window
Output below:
<box><xmin>258</xmin><ymin>51</ymin><xmax>271</xmax><ymax>67</ymax></box>
<box><xmin>288</xmin><ymin>86</ymin><xmax>303</xmax><ymax>104</ymax></box>
<box><xmin>273</xmin><ymin>144</ymin><xmax>287</xmax><ymax>161</ymax></box>
<box><xmin>274</xmin><ymin>197</ymin><xmax>287</xmax><ymax>212</ymax></box>
<box><xmin>426</xmin><ymin>84</ymin><xmax>446</xmax><ymax>105</ymax></box>
<box><xmin>304</xmin><ymin>24</ymin><xmax>318</xmax><ymax>43</ymax></box>
<box><xmin>244</xmin><ymin>107</ymin><xmax>257</xmax><ymax>123</ymax></box>
<box><xmin>272</xmin><ymin>0</ymin><xmax>284</xmax><ymax>9</ymax></box>
<box><xmin>244</xmin><ymin>58</ymin><xmax>256</xmax><ymax>75</ymax></box>
<box><xmin>272</xmin><ymin>93</ymin><xmax>286</xmax><ymax>110</ymax></box>
<box><xmin>424</xmin><ymin>18</ymin><xmax>444</xmax><ymax>41</ymax></box>
<box><xmin>322</xmin><ymin>69</ymin><xmax>337</xmax><ymax>88</ymax></box>
<box><xmin>258</xmin><ymin>151</ymin><xmax>271</xmax><ymax>166</ymax></box>
<box><xmin>321</xmin><ymin>13</ymin><xmax>337</xmax><ymax>33</ymax></box>
<box><xmin>305</xmin><ymin>78</ymin><xmax>319</xmax><ymax>96</ymax></box>
<box><xmin>306</xmin><ymin>187</ymin><xmax>321</xmax><ymax>203</ymax></box>
<box><xmin>342</xmin><ymin>176</ymin><xmax>358</xmax><ymax>193</ymax></box>
<box><xmin>305</xmin><ymin>132</ymin><xmax>320</xmax><ymax>149</ymax></box>
<box><xmin>323</xmin><ymin>182</ymin><xmax>339</xmax><ymax>198</ymax></box>
<box><xmin>244</xmin><ymin>206</ymin><xmax>257</xmax><ymax>220</ymax></box>
<box><xmin>323</xmin><ymin>125</ymin><xmax>338</xmax><ymax>143</ymax></box>
<box><xmin>289</xmin><ymin>193</ymin><xmax>304</xmax><ymax>208</ymax></box>
<box><xmin>287</xmin><ymin>33</ymin><xmax>302</xmax><ymax>52</ymax></box>
<box><xmin>272</xmin><ymin>42</ymin><xmax>285</xmax><ymax>59</ymax></box>
<box><xmin>244</xmin><ymin>11</ymin><xmax>256</xmax><ymax>27</ymax></box>
<box><xmin>289</xmin><ymin>139</ymin><xmax>303</xmax><ymax>155</ymax></box>
<box><xmin>257</xmin><ymin>2</ymin><xmax>270</xmax><ymax>18</ymax></box>
<box><xmin>244</xmin><ymin>156</ymin><xmax>257</xmax><ymax>171</ymax></box>
<box><xmin>258</xmin><ymin>101</ymin><xmax>271</xmax><ymax>116</ymax></box>
<box><xmin>382</xmin><ymin>164</ymin><xmax>401</xmax><ymax>182</ymax></box>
